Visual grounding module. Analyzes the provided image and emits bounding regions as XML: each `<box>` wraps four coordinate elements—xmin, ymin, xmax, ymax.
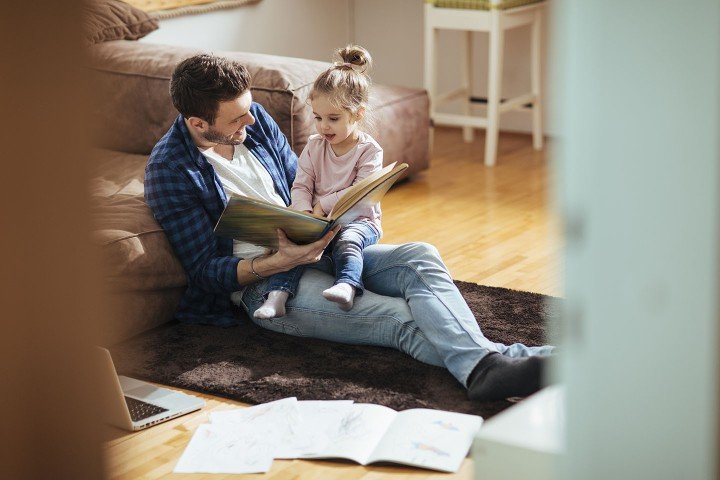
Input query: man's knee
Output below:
<box><xmin>387</xmin><ymin>295</ymin><xmax>414</xmax><ymax>320</ymax></box>
<box><xmin>356</xmin><ymin>291</ymin><xmax>412</xmax><ymax>323</ymax></box>
<box><xmin>362</xmin><ymin>242</ymin><xmax>447</xmax><ymax>281</ymax></box>
<box><xmin>395</xmin><ymin>242</ymin><xmax>442</xmax><ymax>263</ymax></box>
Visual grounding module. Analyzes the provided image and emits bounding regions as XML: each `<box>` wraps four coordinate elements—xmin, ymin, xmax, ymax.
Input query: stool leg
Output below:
<box><xmin>485</xmin><ymin>10</ymin><xmax>504</xmax><ymax>167</ymax></box>
<box><xmin>462</xmin><ymin>31</ymin><xmax>474</xmax><ymax>143</ymax></box>
<box><xmin>531</xmin><ymin>7</ymin><xmax>544</xmax><ymax>150</ymax></box>
<box><xmin>424</xmin><ymin>5</ymin><xmax>437</xmax><ymax>154</ymax></box>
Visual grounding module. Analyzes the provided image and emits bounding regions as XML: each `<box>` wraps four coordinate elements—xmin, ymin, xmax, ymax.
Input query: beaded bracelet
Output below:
<box><xmin>250</xmin><ymin>256</ymin><xmax>267</xmax><ymax>280</ymax></box>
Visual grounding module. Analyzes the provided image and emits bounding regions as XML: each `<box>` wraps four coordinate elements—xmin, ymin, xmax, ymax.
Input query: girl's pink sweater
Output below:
<box><xmin>291</xmin><ymin>132</ymin><xmax>383</xmax><ymax>230</ymax></box>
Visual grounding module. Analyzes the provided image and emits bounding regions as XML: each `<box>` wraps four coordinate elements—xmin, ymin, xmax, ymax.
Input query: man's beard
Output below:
<box><xmin>202</xmin><ymin>126</ymin><xmax>243</xmax><ymax>145</ymax></box>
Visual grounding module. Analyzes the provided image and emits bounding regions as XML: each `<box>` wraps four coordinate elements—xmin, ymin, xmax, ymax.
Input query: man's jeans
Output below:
<box><xmin>262</xmin><ymin>220</ymin><xmax>380</xmax><ymax>298</ymax></box>
<box><xmin>233</xmin><ymin>242</ymin><xmax>554</xmax><ymax>387</ymax></box>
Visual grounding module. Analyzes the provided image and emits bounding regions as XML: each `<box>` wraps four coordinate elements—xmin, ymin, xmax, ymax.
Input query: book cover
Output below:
<box><xmin>213</xmin><ymin>162</ymin><xmax>408</xmax><ymax>249</ymax></box>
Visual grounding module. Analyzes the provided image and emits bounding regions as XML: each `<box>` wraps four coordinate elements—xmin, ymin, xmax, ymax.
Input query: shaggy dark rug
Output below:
<box><xmin>110</xmin><ymin>281</ymin><xmax>561</xmax><ymax>419</ymax></box>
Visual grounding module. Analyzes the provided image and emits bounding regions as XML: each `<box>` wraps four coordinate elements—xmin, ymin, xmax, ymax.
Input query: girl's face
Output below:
<box><xmin>311</xmin><ymin>94</ymin><xmax>363</xmax><ymax>150</ymax></box>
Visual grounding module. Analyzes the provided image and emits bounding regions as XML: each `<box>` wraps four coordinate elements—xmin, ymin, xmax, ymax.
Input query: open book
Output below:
<box><xmin>213</xmin><ymin>162</ymin><xmax>409</xmax><ymax>249</ymax></box>
<box><xmin>195</xmin><ymin>398</ymin><xmax>482</xmax><ymax>474</ymax></box>
<box><xmin>293</xmin><ymin>403</ymin><xmax>482</xmax><ymax>472</ymax></box>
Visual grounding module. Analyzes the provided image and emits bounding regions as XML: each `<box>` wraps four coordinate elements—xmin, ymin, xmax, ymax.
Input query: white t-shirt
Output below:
<box><xmin>200</xmin><ymin>144</ymin><xmax>285</xmax><ymax>259</ymax></box>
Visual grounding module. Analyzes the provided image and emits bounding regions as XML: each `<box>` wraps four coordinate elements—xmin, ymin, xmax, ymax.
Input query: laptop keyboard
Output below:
<box><xmin>124</xmin><ymin>396</ymin><xmax>169</xmax><ymax>422</ymax></box>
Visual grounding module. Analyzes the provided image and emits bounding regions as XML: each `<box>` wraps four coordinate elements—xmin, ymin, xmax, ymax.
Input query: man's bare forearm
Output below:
<box><xmin>236</xmin><ymin>254</ymin><xmax>284</xmax><ymax>286</ymax></box>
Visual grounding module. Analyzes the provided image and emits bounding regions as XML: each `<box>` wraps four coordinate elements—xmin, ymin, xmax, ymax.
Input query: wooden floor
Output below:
<box><xmin>103</xmin><ymin>127</ymin><xmax>563</xmax><ymax>479</ymax></box>
<box><xmin>383</xmin><ymin>128</ymin><xmax>561</xmax><ymax>296</ymax></box>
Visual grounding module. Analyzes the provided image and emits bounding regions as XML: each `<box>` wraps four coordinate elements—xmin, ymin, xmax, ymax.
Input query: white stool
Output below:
<box><xmin>424</xmin><ymin>0</ymin><xmax>546</xmax><ymax>166</ymax></box>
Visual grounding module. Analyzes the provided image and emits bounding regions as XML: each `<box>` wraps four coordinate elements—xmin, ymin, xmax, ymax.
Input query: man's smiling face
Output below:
<box><xmin>202</xmin><ymin>90</ymin><xmax>255</xmax><ymax>145</ymax></box>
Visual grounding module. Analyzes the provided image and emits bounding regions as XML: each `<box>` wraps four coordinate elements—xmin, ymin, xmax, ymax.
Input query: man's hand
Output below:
<box><xmin>267</xmin><ymin>227</ymin><xmax>339</xmax><ymax>271</ymax></box>
<box><xmin>312</xmin><ymin>202</ymin><xmax>325</xmax><ymax>217</ymax></box>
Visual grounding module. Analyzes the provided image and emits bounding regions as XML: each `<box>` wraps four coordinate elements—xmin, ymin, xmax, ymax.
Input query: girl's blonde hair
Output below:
<box><xmin>310</xmin><ymin>45</ymin><xmax>373</xmax><ymax>119</ymax></box>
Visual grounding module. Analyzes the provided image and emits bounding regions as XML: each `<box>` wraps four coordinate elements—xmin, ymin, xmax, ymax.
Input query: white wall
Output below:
<box><xmin>352</xmin><ymin>0</ymin><xmax>424</xmax><ymax>88</ymax></box>
<box><xmin>141</xmin><ymin>0</ymin><xmax>351</xmax><ymax>62</ymax></box>
<box><xmin>141</xmin><ymin>0</ymin><xmax>550</xmax><ymax>133</ymax></box>
<box><xmin>554</xmin><ymin>0</ymin><xmax>720</xmax><ymax>478</ymax></box>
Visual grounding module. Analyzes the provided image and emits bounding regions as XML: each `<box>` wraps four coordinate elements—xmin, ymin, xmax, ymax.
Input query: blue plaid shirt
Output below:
<box><xmin>145</xmin><ymin>102</ymin><xmax>298</xmax><ymax>326</ymax></box>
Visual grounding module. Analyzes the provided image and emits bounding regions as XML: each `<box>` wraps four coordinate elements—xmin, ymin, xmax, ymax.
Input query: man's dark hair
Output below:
<box><xmin>170</xmin><ymin>54</ymin><xmax>251</xmax><ymax>125</ymax></box>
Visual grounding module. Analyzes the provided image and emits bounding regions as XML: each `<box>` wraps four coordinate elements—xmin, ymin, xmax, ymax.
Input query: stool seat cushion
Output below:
<box><xmin>426</xmin><ymin>0</ymin><xmax>543</xmax><ymax>10</ymax></box>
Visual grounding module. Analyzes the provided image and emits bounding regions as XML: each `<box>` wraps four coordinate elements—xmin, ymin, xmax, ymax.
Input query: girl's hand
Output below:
<box><xmin>312</xmin><ymin>202</ymin><xmax>325</xmax><ymax>217</ymax></box>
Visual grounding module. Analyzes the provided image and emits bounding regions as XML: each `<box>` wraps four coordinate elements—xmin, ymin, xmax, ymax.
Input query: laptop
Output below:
<box><xmin>96</xmin><ymin>347</ymin><xmax>205</xmax><ymax>431</ymax></box>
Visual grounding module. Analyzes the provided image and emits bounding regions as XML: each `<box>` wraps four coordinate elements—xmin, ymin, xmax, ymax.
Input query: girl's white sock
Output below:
<box><xmin>322</xmin><ymin>282</ymin><xmax>356</xmax><ymax>311</ymax></box>
<box><xmin>253</xmin><ymin>290</ymin><xmax>290</xmax><ymax>319</ymax></box>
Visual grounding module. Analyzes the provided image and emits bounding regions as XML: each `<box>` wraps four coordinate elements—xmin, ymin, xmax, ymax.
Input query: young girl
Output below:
<box><xmin>254</xmin><ymin>45</ymin><xmax>383</xmax><ymax>319</ymax></box>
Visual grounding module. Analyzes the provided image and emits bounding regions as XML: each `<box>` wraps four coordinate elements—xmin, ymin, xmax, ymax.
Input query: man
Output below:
<box><xmin>145</xmin><ymin>53</ymin><xmax>553</xmax><ymax>402</ymax></box>
<box><xmin>146</xmin><ymin>53</ymin><xmax>333</xmax><ymax>327</ymax></box>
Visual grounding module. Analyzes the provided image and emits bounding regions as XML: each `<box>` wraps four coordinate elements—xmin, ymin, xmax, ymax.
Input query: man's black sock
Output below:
<box><xmin>466</xmin><ymin>353</ymin><xmax>546</xmax><ymax>401</ymax></box>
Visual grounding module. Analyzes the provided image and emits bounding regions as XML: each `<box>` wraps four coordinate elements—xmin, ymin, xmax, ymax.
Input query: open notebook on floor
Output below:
<box><xmin>96</xmin><ymin>347</ymin><xmax>204</xmax><ymax>431</ymax></box>
<box><xmin>174</xmin><ymin>397</ymin><xmax>482</xmax><ymax>474</ymax></box>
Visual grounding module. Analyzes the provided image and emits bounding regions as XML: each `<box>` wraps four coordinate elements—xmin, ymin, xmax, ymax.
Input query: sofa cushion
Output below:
<box><xmin>371</xmin><ymin>85</ymin><xmax>430</xmax><ymax>177</ymax></box>
<box><xmin>91</xmin><ymin>149</ymin><xmax>187</xmax><ymax>341</ymax></box>
<box><xmin>103</xmin><ymin>289</ymin><xmax>184</xmax><ymax>344</ymax></box>
<box><xmin>83</xmin><ymin>0</ymin><xmax>159</xmax><ymax>45</ymax></box>
<box><xmin>91</xmin><ymin>149</ymin><xmax>186</xmax><ymax>292</ymax></box>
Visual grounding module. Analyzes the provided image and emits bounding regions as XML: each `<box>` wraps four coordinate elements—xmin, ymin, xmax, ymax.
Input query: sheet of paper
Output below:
<box><xmin>294</xmin><ymin>400</ymin><xmax>355</xmax><ymax>457</ymax></box>
<box><xmin>367</xmin><ymin>408</ymin><xmax>483</xmax><ymax>473</ymax></box>
<box><xmin>209</xmin><ymin>397</ymin><xmax>325</xmax><ymax>459</ymax></box>
<box><xmin>300</xmin><ymin>403</ymin><xmax>398</xmax><ymax>464</ymax></box>
<box><xmin>173</xmin><ymin>423</ymin><xmax>274</xmax><ymax>474</ymax></box>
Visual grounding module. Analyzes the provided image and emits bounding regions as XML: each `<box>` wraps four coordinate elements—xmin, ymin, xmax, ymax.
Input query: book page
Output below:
<box><xmin>208</xmin><ymin>397</ymin><xmax>319</xmax><ymax>459</ymax></box>
<box><xmin>300</xmin><ymin>403</ymin><xmax>398</xmax><ymax>465</ymax></box>
<box><xmin>294</xmin><ymin>400</ymin><xmax>355</xmax><ymax>457</ymax></box>
<box><xmin>173</xmin><ymin>423</ymin><xmax>274</xmax><ymax>474</ymax></box>
<box><xmin>330</xmin><ymin>162</ymin><xmax>396</xmax><ymax>218</ymax></box>
<box><xmin>366</xmin><ymin>408</ymin><xmax>483</xmax><ymax>473</ymax></box>
<box><xmin>330</xmin><ymin>168</ymin><xmax>407</xmax><ymax>229</ymax></box>
<box><xmin>329</xmin><ymin>163</ymin><xmax>407</xmax><ymax>221</ymax></box>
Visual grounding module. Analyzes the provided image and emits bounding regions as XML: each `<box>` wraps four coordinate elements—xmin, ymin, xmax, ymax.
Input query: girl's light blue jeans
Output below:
<box><xmin>233</xmin><ymin>242</ymin><xmax>553</xmax><ymax>387</ymax></box>
<box><xmin>262</xmin><ymin>220</ymin><xmax>379</xmax><ymax>298</ymax></box>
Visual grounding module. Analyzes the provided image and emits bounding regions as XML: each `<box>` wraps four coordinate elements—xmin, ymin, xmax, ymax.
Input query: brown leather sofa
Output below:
<box><xmin>88</xmin><ymin>40</ymin><xmax>430</xmax><ymax>343</ymax></box>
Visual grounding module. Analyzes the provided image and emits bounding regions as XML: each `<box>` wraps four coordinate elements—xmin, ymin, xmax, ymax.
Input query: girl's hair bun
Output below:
<box><xmin>335</xmin><ymin>45</ymin><xmax>372</xmax><ymax>74</ymax></box>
